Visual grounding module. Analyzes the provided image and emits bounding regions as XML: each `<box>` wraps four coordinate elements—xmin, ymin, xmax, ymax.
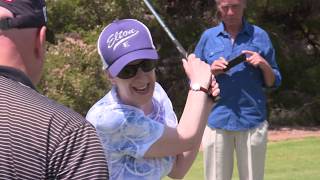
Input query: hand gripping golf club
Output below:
<box><xmin>143</xmin><ymin>0</ymin><xmax>188</xmax><ymax>58</ymax></box>
<box><xmin>143</xmin><ymin>0</ymin><xmax>219</xmax><ymax>102</ymax></box>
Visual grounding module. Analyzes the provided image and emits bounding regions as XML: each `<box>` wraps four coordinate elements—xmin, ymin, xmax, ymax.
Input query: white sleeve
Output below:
<box><xmin>153</xmin><ymin>82</ymin><xmax>178</xmax><ymax>128</ymax></box>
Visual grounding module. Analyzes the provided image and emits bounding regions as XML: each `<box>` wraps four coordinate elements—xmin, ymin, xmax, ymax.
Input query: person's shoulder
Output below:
<box><xmin>153</xmin><ymin>82</ymin><xmax>173</xmax><ymax>104</ymax></box>
<box><xmin>39</xmin><ymin>94</ymin><xmax>89</xmax><ymax>128</ymax></box>
<box><xmin>201</xmin><ymin>26</ymin><xmax>219</xmax><ymax>37</ymax></box>
<box><xmin>201</xmin><ymin>22</ymin><xmax>222</xmax><ymax>35</ymax></box>
<box><xmin>86</xmin><ymin>95</ymin><xmax>145</xmax><ymax>132</ymax></box>
<box><xmin>2</xmin><ymin>77</ymin><xmax>85</xmax><ymax>123</ymax></box>
<box><xmin>249</xmin><ymin>23</ymin><xmax>270</xmax><ymax>37</ymax></box>
<box><xmin>253</xmin><ymin>25</ymin><xmax>268</xmax><ymax>33</ymax></box>
<box><xmin>0</xmin><ymin>78</ymin><xmax>109</xmax><ymax>178</ymax></box>
<box><xmin>2</xmin><ymin>77</ymin><xmax>93</xmax><ymax>136</ymax></box>
<box><xmin>154</xmin><ymin>82</ymin><xmax>169</xmax><ymax>98</ymax></box>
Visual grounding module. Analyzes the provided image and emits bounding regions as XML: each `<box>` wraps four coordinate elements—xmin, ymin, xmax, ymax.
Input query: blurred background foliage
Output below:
<box><xmin>40</xmin><ymin>0</ymin><xmax>320</xmax><ymax>127</ymax></box>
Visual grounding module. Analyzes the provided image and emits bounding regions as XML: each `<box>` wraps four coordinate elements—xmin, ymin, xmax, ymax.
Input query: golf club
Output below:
<box><xmin>143</xmin><ymin>0</ymin><xmax>219</xmax><ymax>101</ymax></box>
<box><xmin>142</xmin><ymin>0</ymin><xmax>188</xmax><ymax>58</ymax></box>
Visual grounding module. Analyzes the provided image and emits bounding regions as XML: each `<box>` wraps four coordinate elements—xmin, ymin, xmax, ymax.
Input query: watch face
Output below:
<box><xmin>191</xmin><ymin>83</ymin><xmax>201</xmax><ymax>91</ymax></box>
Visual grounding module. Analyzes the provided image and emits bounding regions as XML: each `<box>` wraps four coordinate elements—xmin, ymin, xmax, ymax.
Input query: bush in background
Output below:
<box><xmin>41</xmin><ymin>0</ymin><xmax>320</xmax><ymax>125</ymax></box>
<box><xmin>39</xmin><ymin>35</ymin><xmax>110</xmax><ymax>116</ymax></box>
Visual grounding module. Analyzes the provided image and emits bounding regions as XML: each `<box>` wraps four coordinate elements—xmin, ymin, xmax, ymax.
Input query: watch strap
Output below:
<box><xmin>199</xmin><ymin>86</ymin><xmax>210</xmax><ymax>94</ymax></box>
<box><xmin>189</xmin><ymin>83</ymin><xmax>219</xmax><ymax>102</ymax></box>
<box><xmin>189</xmin><ymin>83</ymin><xmax>210</xmax><ymax>95</ymax></box>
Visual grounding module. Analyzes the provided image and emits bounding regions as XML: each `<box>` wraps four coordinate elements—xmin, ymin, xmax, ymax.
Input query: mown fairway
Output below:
<box><xmin>164</xmin><ymin>137</ymin><xmax>320</xmax><ymax>180</ymax></box>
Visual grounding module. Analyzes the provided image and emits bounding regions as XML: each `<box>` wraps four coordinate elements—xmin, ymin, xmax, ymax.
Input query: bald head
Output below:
<box><xmin>0</xmin><ymin>6</ymin><xmax>46</xmax><ymax>85</ymax></box>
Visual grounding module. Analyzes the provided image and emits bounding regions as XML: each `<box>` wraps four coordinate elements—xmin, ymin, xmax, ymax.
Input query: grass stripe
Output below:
<box><xmin>164</xmin><ymin>137</ymin><xmax>320</xmax><ymax>180</ymax></box>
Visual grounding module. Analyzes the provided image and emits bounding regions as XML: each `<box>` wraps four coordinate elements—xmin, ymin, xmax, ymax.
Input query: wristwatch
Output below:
<box><xmin>190</xmin><ymin>83</ymin><xmax>220</xmax><ymax>102</ymax></box>
<box><xmin>189</xmin><ymin>83</ymin><xmax>210</xmax><ymax>94</ymax></box>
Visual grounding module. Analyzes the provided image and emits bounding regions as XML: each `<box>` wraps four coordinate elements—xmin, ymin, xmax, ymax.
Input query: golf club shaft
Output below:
<box><xmin>143</xmin><ymin>0</ymin><xmax>188</xmax><ymax>58</ymax></box>
<box><xmin>143</xmin><ymin>0</ymin><xmax>220</xmax><ymax>102</ymax></box>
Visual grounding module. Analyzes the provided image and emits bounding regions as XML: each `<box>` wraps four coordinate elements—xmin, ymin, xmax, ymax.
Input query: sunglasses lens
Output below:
<box><xmin>117</xmin><ymin>60</ymin><xmax>156</xmax><ymax>79</ymax></box>
<box><xmin>117</xmin><ymin>66</ymin><xmax>137</xmax><ymax>79</ymax></box>
<box><xmin>141</xmin><ymin>61</ymin><xmax>156</xmax><ymax>72</ymax></box>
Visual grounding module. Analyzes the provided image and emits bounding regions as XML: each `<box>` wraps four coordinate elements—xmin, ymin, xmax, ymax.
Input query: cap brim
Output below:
<box><xmin>108</xmin><ymin>49</ymin><xmax>159</xmax><ymax>77</ymax></box>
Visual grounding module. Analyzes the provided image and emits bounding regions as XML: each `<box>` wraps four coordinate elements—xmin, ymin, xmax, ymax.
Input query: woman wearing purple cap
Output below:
<box><xmin>86</xmin><ymin>19</ymin><xmax>220</xmax><ymax>180</ymax></box>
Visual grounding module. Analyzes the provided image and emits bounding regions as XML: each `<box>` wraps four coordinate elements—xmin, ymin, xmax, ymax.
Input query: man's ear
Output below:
<box><xmin>216</xmin><ymin>10</ymin><xmax>221</xmax><ymax>19</ymax></box>
<box><xmin>35</xmin><ymin>26</ymin><xmax>46</xmax><ymax>60</ymax></box>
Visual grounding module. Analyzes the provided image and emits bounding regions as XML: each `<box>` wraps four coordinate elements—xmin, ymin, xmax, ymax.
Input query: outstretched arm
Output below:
<box><xmin>168</xmin><ymin>149</ymin><xmax>199</xmax><ymax>179</ymax></box>
<box><xmin>144</xmin><ymin>54</ymin><xmax>219</xmax><ymax>157</ymax></box>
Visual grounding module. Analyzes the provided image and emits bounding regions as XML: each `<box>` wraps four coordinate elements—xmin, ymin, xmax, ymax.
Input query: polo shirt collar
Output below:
<box><xmin>0</xmin><ymin>66</ymin><xmax>36</xmax><ymax>90</ymax></box>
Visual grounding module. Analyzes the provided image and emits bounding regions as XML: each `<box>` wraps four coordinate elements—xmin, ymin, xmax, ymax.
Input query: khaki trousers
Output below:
<box><xmin>202</xmin><ymin>121</ymin><xmax>268</xmax><ymax>180</ymax></box>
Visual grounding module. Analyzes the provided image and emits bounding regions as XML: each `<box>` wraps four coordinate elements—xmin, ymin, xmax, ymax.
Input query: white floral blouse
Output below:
<box><xmin>86</xmin><ymin>82</ymin><xmax>178</xmax><ymax>180</ymax></box>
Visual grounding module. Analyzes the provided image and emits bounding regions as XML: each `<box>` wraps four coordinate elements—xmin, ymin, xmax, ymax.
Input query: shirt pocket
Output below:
<box><xmin>204</xmin><ymin>46</ymin><xmax>225</xmax><ymax>64</ymax></box>
<box><xmin>245</xmin><ymin>44</ymin><xmax>263</xmax><ymax>56</ymax></box>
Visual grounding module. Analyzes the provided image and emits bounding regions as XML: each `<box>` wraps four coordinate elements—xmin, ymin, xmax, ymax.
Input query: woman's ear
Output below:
<box><xmin>106</xmin><ymin>70</ymin><xmax>116</xmax><ymax>85</ymax></box>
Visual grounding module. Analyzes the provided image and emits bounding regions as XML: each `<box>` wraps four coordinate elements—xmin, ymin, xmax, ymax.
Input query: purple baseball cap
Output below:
<box><xmin>97</xmin><ymin>19</ymin><xmax>159</xmax><ymax>77</ymax></box>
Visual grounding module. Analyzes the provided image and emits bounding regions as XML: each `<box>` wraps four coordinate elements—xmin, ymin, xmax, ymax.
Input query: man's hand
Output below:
<box><xmin>242</xmin><ymin>50</ymin><xmax>268</xmax><ymax>68</ymax></box>
<box><xmin>211</xmin><ymin>57</ymin><xmax>228</xmax><ymax>76</ymax></box>
<box><xmin>242</xmin><ymin>50</ymin><xmax>276</xmax><ymax>87</ymax></box>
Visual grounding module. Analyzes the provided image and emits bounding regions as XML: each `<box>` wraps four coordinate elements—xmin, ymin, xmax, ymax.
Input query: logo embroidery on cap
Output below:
<box><xmin>107</xmin><ymin>29</ymin><xmax>139</xmax><ymax>51</ymax></box>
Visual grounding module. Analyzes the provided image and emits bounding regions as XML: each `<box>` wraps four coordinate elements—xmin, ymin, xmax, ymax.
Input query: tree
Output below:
<box><xmin>42</xmin><ymin>0</ymin><xmax>320</xmax><ymax>125</ymax></box>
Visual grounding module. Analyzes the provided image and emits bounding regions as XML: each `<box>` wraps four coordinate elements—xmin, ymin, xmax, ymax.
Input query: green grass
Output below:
<box><xmin>164</xmin><ymin>137</ymin><xmax>320</xmax><ymax>180</ymax></box>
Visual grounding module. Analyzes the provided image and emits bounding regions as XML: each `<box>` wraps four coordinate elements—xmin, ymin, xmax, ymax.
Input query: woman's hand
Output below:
<box><xmin>210</xmin><ymin>75</ymin><xmax>220</xmax><ymax>97</ymax></box>
<box><xmin>182</xmin><ymin>54</ymin><xmax>212</xmax><ymax>89</ymax></box>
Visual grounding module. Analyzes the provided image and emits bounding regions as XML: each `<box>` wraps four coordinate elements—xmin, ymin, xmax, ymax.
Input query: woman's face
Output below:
<box><xmin>109</xmin><ymin>59</ymin><xmax>156</xmax><ymax>108</ymax></box>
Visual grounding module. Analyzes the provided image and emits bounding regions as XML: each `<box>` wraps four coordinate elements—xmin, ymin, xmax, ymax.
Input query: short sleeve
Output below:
<box><xmin>86</xmin><ymin>104</ymin><xmax>165</xmax><ymax>158</ymax></box>
<box><xmin>153</xmin><ymin>83</ymin><xmax>178</xmax><ymax>128</ymax></box>
<box><xmin>48</xmin><ymin>123</ymin><xmax>109</xmax><ymax>179</ymax></box>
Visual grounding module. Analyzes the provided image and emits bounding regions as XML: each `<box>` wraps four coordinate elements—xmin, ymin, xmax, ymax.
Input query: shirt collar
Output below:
<box><xmin>0</xmin><ymin>66</ymin><xmax>36</xmax><ymax>90</ymax></box>
<box><xmin>216</xmin><ymin>18</ymin><xmax>252</xmax><ymax>37</ymax></box>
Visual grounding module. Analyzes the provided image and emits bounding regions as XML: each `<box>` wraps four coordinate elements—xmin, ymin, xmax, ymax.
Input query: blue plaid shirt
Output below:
<box><xmin>194</xmin><ymin>20</ymin><xmax>281</xmax><ymax>131</ymax></box>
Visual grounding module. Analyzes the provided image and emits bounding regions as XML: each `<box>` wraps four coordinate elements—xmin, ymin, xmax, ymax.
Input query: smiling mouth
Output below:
<box><xmin>132</xmin><ymin>83</ymin><xmax>149</xmax><ymax>93</ymax></box>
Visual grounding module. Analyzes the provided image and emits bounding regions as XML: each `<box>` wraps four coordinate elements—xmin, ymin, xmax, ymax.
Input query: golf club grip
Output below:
<box><xmin>143</xmin><ymin>0</ymin><xmax>187</xmax><ymax>58</ymax></box>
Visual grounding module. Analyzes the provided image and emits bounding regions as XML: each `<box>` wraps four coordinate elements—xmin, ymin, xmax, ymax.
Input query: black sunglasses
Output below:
<box><xmin>117</xmin><ymin>60</ymin><xmax>157</xmax><ymax>79</ymax></box>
